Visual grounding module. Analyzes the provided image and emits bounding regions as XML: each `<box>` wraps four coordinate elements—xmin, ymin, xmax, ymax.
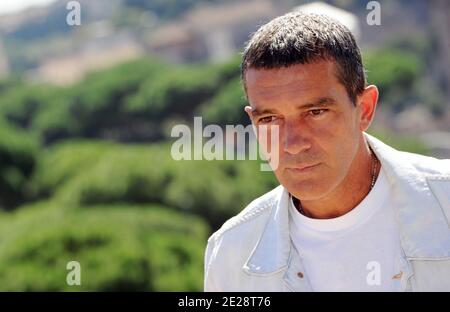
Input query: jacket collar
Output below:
<box><xmin>243</xmin><ymin>133</ymin><xmax>450</xmax><ymax>276</ymax></box>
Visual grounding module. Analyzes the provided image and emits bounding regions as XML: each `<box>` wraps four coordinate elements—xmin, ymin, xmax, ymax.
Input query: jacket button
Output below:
<box><xmin>297</xmin><ymin>272</ymin><xmax>304</xmax><ymax>278</ymax></box>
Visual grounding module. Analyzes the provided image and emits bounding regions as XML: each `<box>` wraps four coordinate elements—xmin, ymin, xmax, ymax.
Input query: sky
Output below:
<box><xmin>0</xmin><ymin>0</ymin><xmax>58</xmax><ymax>16</ymax></box>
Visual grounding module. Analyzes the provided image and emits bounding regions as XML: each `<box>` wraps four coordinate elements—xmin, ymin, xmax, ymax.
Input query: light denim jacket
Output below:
<box><xmin>204</xmin><ymin>133</ymin><xmax>450</xmax><ymax>292</ymax></box>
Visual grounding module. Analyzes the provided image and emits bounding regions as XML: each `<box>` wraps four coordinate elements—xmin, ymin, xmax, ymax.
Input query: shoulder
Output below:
<box><xmin>366</xmin><ymin>132</ymin><xmax>450</xmax><ymax>177</ymax></box>
<box><xmin>204</xmin><ymin>186</ymin><xmax>282</xmax><ymax>290</ymax></box>
<box><xmin>397</xmin><ymin>151</ymin><xmax>450</xmax><ymax>176</ymax></box>
<box><xmin>207</xmin><ymin>185</ymin><xmax>282</xmax><ymax>245</ymax></box>
<box><xmin>204</xmin><ymin>185</ymin><xmax>283</xmax><ymax>269</ymax></box>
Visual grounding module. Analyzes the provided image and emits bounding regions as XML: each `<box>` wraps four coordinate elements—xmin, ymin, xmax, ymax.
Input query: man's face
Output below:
<box><xmin>245</xmin><ymin>61</ymin><xmax>363</xmax><ymax>201</ymax></box>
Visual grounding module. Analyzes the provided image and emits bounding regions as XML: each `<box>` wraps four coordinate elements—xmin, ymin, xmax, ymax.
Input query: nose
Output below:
<box><xmin>283</xmin><ymin>119</ymin><xmax>312</xmax><ymax>155</ymax></box>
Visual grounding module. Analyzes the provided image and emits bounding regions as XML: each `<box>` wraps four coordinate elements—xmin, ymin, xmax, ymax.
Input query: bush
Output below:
<box><xmin>32</xmin><ymin>141</ymin><xmax>278</xmax><ymax>229</ymax></box>
<box><xmin>67</xmin><ymin>59</ymin><xmax>167</xmax><ymax>139</ymax></box>
<box><xmin>368</xmin><ymin>129</ymin><xmax>429</xmax><ymax>155</ymax></box>
<box><xmin>0</xmin><ymin>84</ymin><xmax>60</xmax><ymax>129</ymax></box>
<box><xmin>0</xmin><ymin>202</ymin><xmax>209</xmax><ymax>291</ymax></box>
<box><xmin>0</xmin><ymin>119</ymin><xmax>39</xmax><ymax>209</ymax></box>
<box><xmin>31</xmin><ymin>140</ymin><xmax>118</xmax><ymax>197</ymax></box>
<box><xmin>1</xmin><ymin>58</ymin><xmax>171</xmax><ymax>144</ymax></box>
<box><xmin>125</xmin><ymin>65</ymin><xmax>222</xmax><ymax>119</ymax></box>
<box><xmin>199</xmin><ymin>77</ymin><xmax>250</xmax><ymax>126</ymax></box>
<box><xmin>1</xmin><ymin>56</ymin><xmax>242</xmax><ymax>144</ymax></box>
<box><xmin>364</xmin><ymin>49</ymin><xmax>423</xmax><ymax>112</ymax></box>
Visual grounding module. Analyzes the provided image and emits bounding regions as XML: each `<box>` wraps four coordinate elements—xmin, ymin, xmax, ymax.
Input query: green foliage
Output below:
<box><xmin>0</xmin><ymin>119</ymin><xmax>39</xmax><ymax>209</ymax></box>
<box><xmin>73</xmin><ymin>58</ymin><xmax>166</xmax><ymax>116</ymax></box>
<box><xmin>212</xmin><ymin>54</ymin><xmax>241</xmax><ymax>81</ymax></box>
<box><xmin>51</xmin><ymin>58</ymin><xmax>168</xmax><ymax>141</ymax></box>
<box><xmin>32</xmin><ymin>140</ymin><xmax>278</xmax><ymax>228</ymax></box>
<box><xmin>0</xmin><ymin>84</ymin><xmax>60</xmax><ymax>129</ymax></box>
<box><xmin>0</xmin><ymin>56</ymin><xmax>241</xmax><ymax>144</ymax></box>
<box><xmin>368</xmin><ymin>128</ymin><xmax>429</xmax><ymax>155</ymax></box>
<box><xmin>124</xmin><ymin>59</ymin><xmax>240</xmax><ymax>122</ymax></box>
<box><xmin>31</xmin><ymin>140</ymin><xmax>117</xmax><ymax>197</ymax></box>
<box><xmin>199</xmin><ymin>77</ymin><xmax>249</xmax><ymax>125</ymax></box>
<box><xmin>0</xmin><ymin>58</ymin><xmax>171</xmax><ymax>144</ymax></box>
<box><xmin>364</xmin><ymin>49</ymin><xmax>423</xmax><ymax>112</ymax></box>
<box><xmin>365</xmin><ymin>49</ymin><xmax>422</xmax><ymax>90</ymax></box>
<box><xmin>31</xmin><ymin>96</ymin><xmax>77</xmax><ymax>143</ymax></box>
<box><xmin>0</xmin><ymin>202</ymin><xmax>208</xmax><ymax>291</ymax></box>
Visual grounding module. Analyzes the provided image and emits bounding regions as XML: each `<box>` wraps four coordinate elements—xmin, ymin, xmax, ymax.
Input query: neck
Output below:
<box><xmin>295</xmin><ymin>136</ymin><xmax>380</xmax><ymax>219</ymax></box>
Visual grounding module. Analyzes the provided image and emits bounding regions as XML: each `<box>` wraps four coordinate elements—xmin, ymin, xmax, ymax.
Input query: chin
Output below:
<box><xmin>280</xmin><ymin>176</ymin><xmax>334</xmax><ymax>201</ymax></box>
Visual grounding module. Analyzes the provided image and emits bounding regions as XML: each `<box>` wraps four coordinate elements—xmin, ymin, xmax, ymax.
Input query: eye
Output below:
<box><xmin>258</xmin><ymin>116</ymin><xmax>276</xmax><ymax>124</ymax></box>
<box><xmin>308</xmin><ymin>109</ymin><xmax>328</xmax><ymax>117</ymax></box>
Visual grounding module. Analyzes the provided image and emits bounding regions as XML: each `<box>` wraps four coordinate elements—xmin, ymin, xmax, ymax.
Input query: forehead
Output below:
<box><xmin>245</xmin><ymin>61</ymin><xmax>342</xmax><ymax>102</ymax></box>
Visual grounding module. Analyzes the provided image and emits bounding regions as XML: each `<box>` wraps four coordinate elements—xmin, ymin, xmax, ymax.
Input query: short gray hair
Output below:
<box><xmin>241</xmin><ymin>11</ymin><xmax>367</xmax><ymax>104</ymax></box>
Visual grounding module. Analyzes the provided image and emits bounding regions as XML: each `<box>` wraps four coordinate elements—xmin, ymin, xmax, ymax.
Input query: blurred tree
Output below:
<box><xmin>31</xmin><ymin>140</ymin><xmax>278</xmax><ymax>230</ymax></box>
<box><xmin>1</xmin><ymin>56</ymin><xmax>243</xmax><ymax>144</ymax></box>
<box><xmin>0</xmin><ymin>119</ymin><xmax>39</xmax><ymax>209</ymax></box>
<box><xmin>198</xmin><ymin>76</ymin><xmax>249</xmax><ymax>126</ymax></box>
<box><xmin>0</xmin><ymin>203</ymin><xmax>208</xmax><ymax>291</ymax></box>
<box><xmin>364</xmin><ymin>49</ymin><xmax>423</xmax><ymax>112</ymax></box>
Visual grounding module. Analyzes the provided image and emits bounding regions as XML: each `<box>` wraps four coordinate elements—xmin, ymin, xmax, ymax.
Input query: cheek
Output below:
<box><xmin>326</xmin><ymin>131</ymin><xmax>359</xmax><ymax>176</ymax></box>
<box><xmin>317</xmin><ymin>111</ymin><xmax>359</xmax><ymax>141</ymax></box>
<box><xmin>310</xmin><ymin>114</ymin><xmax>359</xmax><ymax>167</ymax></box>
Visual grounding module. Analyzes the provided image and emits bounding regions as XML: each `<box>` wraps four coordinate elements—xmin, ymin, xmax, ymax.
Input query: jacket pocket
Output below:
<box><xmin>410</xmin><ymin>259</ymin><xmax>450</xmax><ymax>291</ymax></box>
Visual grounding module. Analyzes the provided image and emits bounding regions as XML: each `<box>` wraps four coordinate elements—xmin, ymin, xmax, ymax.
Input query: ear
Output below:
<box><xmin>244</xmin><ymin>105</ymin><xmax>254</xmax><ymax>122</ymax></box>
<box><xmin>357</xmin><ymin>85</ymin><xmax>379</xmax><ymax>131</ymax></box>
<box><xmin>244</xmin><ymin>105</ymin><xmax>260</xmax><ymax>139</ymax></box>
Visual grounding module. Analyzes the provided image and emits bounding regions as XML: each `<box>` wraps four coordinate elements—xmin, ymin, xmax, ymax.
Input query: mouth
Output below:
<box><xmin>286</xmin><ymin>163</ymin><xmax>321</xmax><ymax>173</ymax></box>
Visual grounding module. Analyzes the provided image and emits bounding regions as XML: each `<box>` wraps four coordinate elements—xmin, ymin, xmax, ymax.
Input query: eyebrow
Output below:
<box><xmin>250</xmin><ymin>96</ymin><xmax>337</xmax><ymax>117</ymax></box>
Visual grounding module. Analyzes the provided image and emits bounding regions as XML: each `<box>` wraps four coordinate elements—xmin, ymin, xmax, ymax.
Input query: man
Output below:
<box><xmin>204</xmin><ymin>11</ymin><xmax>450</xmax><ymax>292</ymax></box>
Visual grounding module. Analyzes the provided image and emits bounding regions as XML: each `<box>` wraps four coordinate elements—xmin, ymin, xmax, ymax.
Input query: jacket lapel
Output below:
<box><xmin>242</xmin><ymin>185</ymin><xmax>312</xmax><ymax>291</ymax></box>
<box><xmin>243</xmin><ymin>185</ymin><xmax>291</xmax><ymax>275</ymax></box>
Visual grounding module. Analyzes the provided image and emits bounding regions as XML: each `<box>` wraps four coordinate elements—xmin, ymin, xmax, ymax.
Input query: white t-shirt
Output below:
<box><xmin>289</xmin><ymin>168</ymin><xmax>403</xmax><ymax>292</ymax></box>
